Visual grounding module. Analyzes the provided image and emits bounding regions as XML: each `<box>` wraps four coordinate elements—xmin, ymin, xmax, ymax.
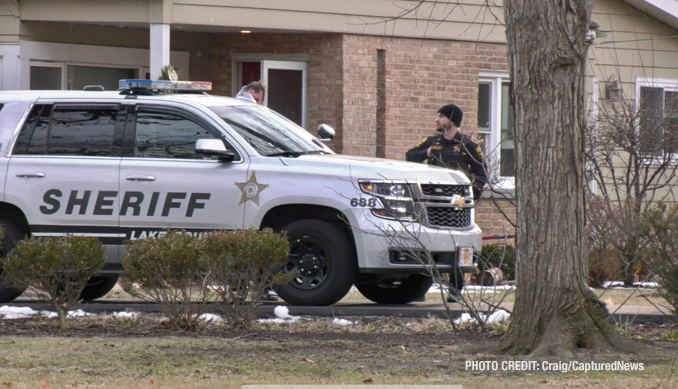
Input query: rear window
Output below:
<box><xmin>13</xmin><ymin>104</ymin><xmax>121</xmax><ymax>157</ymax></box>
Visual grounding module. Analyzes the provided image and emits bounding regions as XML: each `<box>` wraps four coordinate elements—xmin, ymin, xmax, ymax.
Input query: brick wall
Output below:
<box><xmin>476</xmin><ymin>198</ymin><xmax>517</xmax><ymax>238</ymax></box>
<box><xmin>340</xmin><ymin>35</ymin><xmax>508</xmax><ymax>159</ymax></box>
<box><xmin>208</xmin><ymin>33</ymin><xmax>345</xmax><ymax>153</ymax></box>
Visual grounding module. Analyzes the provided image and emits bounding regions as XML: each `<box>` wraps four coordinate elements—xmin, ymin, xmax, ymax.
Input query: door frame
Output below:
<box><xmin>231</xmin><ymin>54</ymin><xmax>310</xmax><ymax>128</ymax></box>
<box><xmin>262</xmin><ymin>60</ymin><xmax>308</xmax><ymax>129</ymax></box>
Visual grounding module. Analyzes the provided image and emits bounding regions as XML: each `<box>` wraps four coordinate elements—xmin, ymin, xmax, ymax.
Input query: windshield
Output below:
<box><xmin>208</xmin><ymin>105</ymin><xmax>329</xmax><ymax>156</ymax></box>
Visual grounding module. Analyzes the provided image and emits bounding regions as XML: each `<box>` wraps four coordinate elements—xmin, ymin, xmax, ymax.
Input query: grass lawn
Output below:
<box><xmin>0</xmin><ymin>315</ymin><xmax>676</xmax><ymax>388</ymax></box>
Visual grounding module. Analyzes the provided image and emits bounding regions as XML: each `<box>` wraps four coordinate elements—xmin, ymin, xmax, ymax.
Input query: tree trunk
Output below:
<box><xmin>502</xmin><ymin>0</ymin><xmax>638</xmax><ymax>356</ymax></box>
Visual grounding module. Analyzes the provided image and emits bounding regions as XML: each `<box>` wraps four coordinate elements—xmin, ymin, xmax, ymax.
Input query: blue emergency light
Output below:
<box><xmin>118</xmin><ymin>79</ymin><xmax>212</xmax><ymax>91</ymax></box>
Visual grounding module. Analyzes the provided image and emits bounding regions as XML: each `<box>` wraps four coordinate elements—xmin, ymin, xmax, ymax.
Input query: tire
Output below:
<box><xmin>0</xmin><ymin>218</ymin><xmax>27</xmax><ymax>303</ymax></box>
<box><xmin>356</xmin><ymin>274</ymin><xmax>433</xmax><ymax>304</ymax></box>
<box><xmin>274</xmin><ymin>220</ymin><xmax>357</xmax><ymax>306</ymax></box>
<box><xmin>79</xmin><ymin>275</ymin><xmax>120</xmax><ymax>301</ymax></box>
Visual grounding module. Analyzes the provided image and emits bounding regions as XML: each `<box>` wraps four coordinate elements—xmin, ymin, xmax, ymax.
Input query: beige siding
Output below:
<box><xmin>20</xmin><ymin>0</ymin><xmax>151</xmax><ymax>24</ymax></box>
<box><xmin>19</xmin><ymin>0</ymin><xmax>506</xmax><ymax>43</ymax></box>
<box><xmin>589</xmin><ymin>0</ymin><xmax>678</xmax><ymax>97</ymax></box>
<box><xmin>19</xmin><ymin>22</ymin><xmax>210</xmax><ymax>81</ymax></box>
<box><xmin>0</xmin><ymin>15</ymin><xmax>19</xmax><ymax>42</ymax></box>
<box><xmin>0</xmin><ymin>0</ymin><xmax>19</xmax><ymax>43</ymax></box>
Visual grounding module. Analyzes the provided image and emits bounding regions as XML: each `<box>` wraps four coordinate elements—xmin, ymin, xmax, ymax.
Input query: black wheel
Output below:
<box><xmin>356</xmin><ymin>274</ymin><xmax>433</xmax><ymax>304</ymax></box>
<box><xmin>0</xmin><ymin>218</ymin><xmax>26</xmax><ymax>303</ymax></box>
<box><xmin>274</xmin><ymin>220</ymin><xmax>357</xmax><ymax>306</ymax></box>
<box><xmin>79</xmin><ymin>275</ymin><xmax>120</xmax><ymax>301</ymax></box>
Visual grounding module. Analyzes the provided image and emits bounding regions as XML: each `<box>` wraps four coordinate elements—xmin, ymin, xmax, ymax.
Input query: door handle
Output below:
<box><xmin>126</xmin><ymin>174</ymin><xmax>156</xmax><ymax>182</ymax></box>
<box><xmin>16</xmin><ymin>171</ymin><xmax>45</xmax><ymax>179</ymax></box>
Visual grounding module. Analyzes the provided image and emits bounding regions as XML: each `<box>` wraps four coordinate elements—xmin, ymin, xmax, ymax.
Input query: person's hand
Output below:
<box><xmin>427</xmin><ymin>147</ymin><xmax>432</xmax><ymax>157</ymax></box>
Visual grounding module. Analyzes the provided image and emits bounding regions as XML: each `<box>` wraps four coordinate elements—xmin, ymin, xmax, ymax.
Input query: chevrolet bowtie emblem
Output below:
<box><xmin>451</xmin><ymin>195</ymin><xmax>465</xmax><ymax>207</ymax></box>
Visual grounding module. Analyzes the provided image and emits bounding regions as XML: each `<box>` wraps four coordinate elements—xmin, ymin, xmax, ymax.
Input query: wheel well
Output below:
<box><xmin>260</xmin><ymin>204</ymin><xmax>355</xmax><ymax>244</ymax></box>
<box><xmin>0</xmin><ymin>202</ymin><xmax>30</xmax><ymax>236</ymax></box>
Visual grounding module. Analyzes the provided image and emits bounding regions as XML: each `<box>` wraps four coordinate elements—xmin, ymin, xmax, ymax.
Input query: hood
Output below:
<box><xmin>279</xmin><ymin>154</ymin><xmax>470</xmax><ymax>184</ymax></box>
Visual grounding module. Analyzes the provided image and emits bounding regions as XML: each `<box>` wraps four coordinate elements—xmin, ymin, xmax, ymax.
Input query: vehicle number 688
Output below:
<box><xmin>350</xmin><ymin>198</ymin><xmax>376</xmax><ymax>207</ymax></box>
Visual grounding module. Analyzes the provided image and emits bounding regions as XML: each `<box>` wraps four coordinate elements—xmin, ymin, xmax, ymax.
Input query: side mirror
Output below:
<box><xmin>196</xmin><ymin>139</ymin><xmax>237</xmax><ymax>162</ymax></box>
<box><xmin>317</xmin><ymin>124</ymin><xmax>335</xmax><ymax>142</ymax></box>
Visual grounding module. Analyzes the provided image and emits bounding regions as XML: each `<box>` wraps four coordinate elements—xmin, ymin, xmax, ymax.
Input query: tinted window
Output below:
<box><xmin>47</xmin><ymin>106</ymin><xmax>118</xmax><ymax>156</ymax></box>
<box><xmin>134</xmin><ymin>109</ymin><xmax>216</xmax><ymax>159</ymax></box>
<box><xmin>13</xmin><ymin>104</ymin><xmax>52</xmax><ymax>155</ymax></box>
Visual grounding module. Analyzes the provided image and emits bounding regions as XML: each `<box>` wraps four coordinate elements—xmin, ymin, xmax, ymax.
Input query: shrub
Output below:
<box><xmin>121</xmin><ymin>231</ymin><xmax>215</xmax><ymax>331</ymax></box>
<box><xmin>478</xmin><ymin>244</ymin><xmax>515</xmax><ymax>281</ymax></box>
<box><xmin>201</xmin><ymin>228</ymin><xmax>290</xmax><ymax>330</ymax></box>
<box><xmin>588</xmin><ymin>246</ymin><xmax>622</xmax><ymax>288</ymax></box>
<box><xmin>638</xmin><ymin>203</ymin><xmax>678</xmax><ymax>318</ymax></box>
<box><xmin>1</xmin><ymin>235</ymin><xmax>105</xmax><ymax>328</ymax></box>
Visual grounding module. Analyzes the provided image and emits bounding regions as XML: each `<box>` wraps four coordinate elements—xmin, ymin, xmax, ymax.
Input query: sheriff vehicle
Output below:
<box><xmin>0</xmin><ymin>80</ymin><xmax>481</xmax><ymax>306</ymax></box>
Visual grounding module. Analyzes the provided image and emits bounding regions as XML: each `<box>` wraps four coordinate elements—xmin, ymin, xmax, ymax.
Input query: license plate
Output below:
<box><xmin>458</xmin><ymin>247</ymin><xmax>474</xmax><ymax>267</ymax></box>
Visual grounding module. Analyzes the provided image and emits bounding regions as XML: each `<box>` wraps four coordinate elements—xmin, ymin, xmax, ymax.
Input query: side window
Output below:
<box><xmin>13</xmin><ymin>104</ymin><xmax>52</xmax><ymax>155</ymax></box>
<box><xmin>134</xmin><ymin>108</ymin><xmax>217</xmax><ymax>159</ymax></box>
<box><xmin>48</xmin><ymin>106</ymin><xmax>119</xmax><ymax>156</ymax></box>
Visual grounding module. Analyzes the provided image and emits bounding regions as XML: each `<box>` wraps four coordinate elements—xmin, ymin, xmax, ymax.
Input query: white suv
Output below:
<box><xmin>0</xmin><ymin>82</ymin><xmax>481</xmax><ymax>306</ymax></box>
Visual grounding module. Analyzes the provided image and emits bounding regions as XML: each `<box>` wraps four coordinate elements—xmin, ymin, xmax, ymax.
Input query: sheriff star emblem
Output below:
<box><xmin>453</xmin><ymin>145</ymin><xmax>462</xmax><ymax>153</ymax></box>
<box><xmin>235</xmin><ymin>171</ymin><xmax>269</xmax><ymax>207</ymax></box>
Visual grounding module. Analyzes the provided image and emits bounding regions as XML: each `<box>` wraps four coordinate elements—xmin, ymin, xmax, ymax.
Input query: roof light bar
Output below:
<box><xmin>118</xmin><ymin>79</ymin><xmax>212</xmax><ymax>91</ymax></box>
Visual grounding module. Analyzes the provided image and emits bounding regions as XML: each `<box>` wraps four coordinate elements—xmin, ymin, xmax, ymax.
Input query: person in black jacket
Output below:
<box><xmin>406</xmin><ymin>104</ymin><xmax>487</xmax><ymax>200</ymax></box>
<box><xmin>406</xmin><ymin>104</ymin><xmax>487</xmax><ymax>303</ymax></box>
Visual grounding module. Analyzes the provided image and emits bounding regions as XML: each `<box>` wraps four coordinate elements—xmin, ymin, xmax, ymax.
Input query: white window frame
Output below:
<box><xmin>635</xmin><ymin>77</ymin><xmax>678</xmax><ymax>162</ymax></box>
<box><xmin>479</xmin><ymin>71</ymin><xmax>513</xmax><ymax>190</ymax></box>
<box><xmin>28</xmin><ymin>60</ymin><xmax>66</xmax><ymax>90</ymax></box>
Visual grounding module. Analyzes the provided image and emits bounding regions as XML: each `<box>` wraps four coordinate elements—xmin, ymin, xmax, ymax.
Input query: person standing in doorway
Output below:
<box><xmin>235</xmin><ymin>81</ymin><xmax>265</xmax><ymax>105</ymax></box>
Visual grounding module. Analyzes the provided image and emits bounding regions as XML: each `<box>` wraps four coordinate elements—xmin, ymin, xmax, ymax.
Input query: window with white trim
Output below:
<box><xmin>478</xmin><ymin>74</ymin><xmax>514</xmax><ymax>182</ymax></box>
<box><xmin>636</xmin><ymin>78</ymin><xmax>678</xmax><ymax>156</ymax></box>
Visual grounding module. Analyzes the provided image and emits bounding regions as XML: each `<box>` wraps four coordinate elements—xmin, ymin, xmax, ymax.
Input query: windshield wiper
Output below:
<box><xmin>265</xmin><ymin>150</ymin><xmax>324</xmax><ymax>157</ymax></box>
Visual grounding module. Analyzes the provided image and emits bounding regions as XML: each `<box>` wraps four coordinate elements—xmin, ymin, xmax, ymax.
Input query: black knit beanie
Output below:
<box><xmin>437</xmin><ymin>104</ymin><xmax>463</xmax><ymax>127</ymax></box>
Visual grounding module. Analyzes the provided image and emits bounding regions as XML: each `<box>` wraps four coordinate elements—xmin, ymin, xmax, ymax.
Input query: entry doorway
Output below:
<box><xmin>232</xmin><ymin>55</ymin><xmax>309</xmax><ymax>129</ymax></box>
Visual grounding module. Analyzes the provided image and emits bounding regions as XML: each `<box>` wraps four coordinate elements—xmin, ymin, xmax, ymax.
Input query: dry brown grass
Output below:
<box><xmin>0</xmin><ymin>315</ymin><xmax>676</xmax><ymax>389</ymax></box>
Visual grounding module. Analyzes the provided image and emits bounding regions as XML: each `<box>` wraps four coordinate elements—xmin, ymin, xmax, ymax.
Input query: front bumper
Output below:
<box><xmin>353</xmin><ymin>212</ymin><xmax>482</xmax><ymax>274</ymax></box>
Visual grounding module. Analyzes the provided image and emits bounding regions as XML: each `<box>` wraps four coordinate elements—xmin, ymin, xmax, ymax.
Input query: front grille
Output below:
<box><xmin>421</xmin><ymin>184</ymin><xmax>469</xmax><ymax>197</ymax></box>
<box><xmin>427</xmin><ymin>207</ymin><xmax>472</xmax><ymax>228</ymax></box>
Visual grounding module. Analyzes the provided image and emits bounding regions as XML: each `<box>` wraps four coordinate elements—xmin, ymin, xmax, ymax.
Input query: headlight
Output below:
<box><xmin>358</xmin><ymin>181</ymin><xmax>416</xmax><ymax>220</ymax></box>
<box><xmin>359</xmin><ymin>181</ymin><xmax>412</xmax><ymax>198</ymax></box>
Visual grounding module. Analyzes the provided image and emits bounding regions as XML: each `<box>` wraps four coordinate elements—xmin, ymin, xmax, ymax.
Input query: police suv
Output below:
<box><xmin>0</xmin><ymin>80</ymin><xmax>481</xmax><ymax>306</ymax></box>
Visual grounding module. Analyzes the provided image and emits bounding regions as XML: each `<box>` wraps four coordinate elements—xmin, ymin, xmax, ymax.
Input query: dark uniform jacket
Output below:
<box><xmin>406</xmin><ymin>131</ymin><xmax>487</xmax><ymax>200</ymax></box>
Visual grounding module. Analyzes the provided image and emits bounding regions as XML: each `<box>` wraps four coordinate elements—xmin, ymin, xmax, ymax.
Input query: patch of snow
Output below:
<box><xmin>258</xmin><ymin>305</ymin><xmax>301</xmax><ymax>324</ymax></box>
<box><xmin>274</xmin><ymin>305</ymin><xmax>290</xmax><ymax>319</ymax></box>
<box><xmin>464</xmin><ymin>285</ymin><xmax>516</xmax><ymax>291</ymax></box>
<box><xmin>0</xmin><ymin>306</ymin><xmax>41</xmax><ymax>319</ymax></box>
<box><xmin>0</xmin><ymin>306</ymin><xmax>89</xmax><ymax>319</ymax></box>
<box><xmin>332</xmin><ymin>318</ymin><xmax>354</xmax><ymax>326</ymax></box>
<box><xmin>113</xmin><ymin>311</ymin><xmax>138</xmax><ymax>319</ymax></box>
<box><xmin>454</xmin><ymin>309</ymin><xmax>511</xmax><ymax>325</ymax></box>
<box><xmin>602</xmin><ymin>281</ymin><xmax>658</xmax><ymax>289</ymax></box>
<box><xmin>198</xmin><ymin>313</ymin><xmax>223</xmax><ymax>322</ymax></box>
